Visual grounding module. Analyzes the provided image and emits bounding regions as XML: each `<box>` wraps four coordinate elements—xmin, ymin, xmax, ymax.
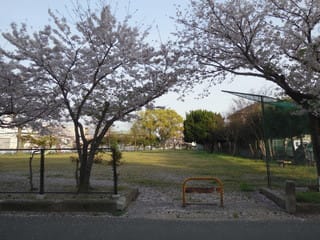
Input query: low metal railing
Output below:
<box><xmin>0</xmin><ymin>147</ymin><xmax>118</xmax><ymax>195</ymax></box>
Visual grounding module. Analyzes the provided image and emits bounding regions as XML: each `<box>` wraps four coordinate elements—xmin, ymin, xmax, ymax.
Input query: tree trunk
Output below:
<box><xmin>78</xmin><ymin>164</ymin><xmax>91</xmax><ymax>192</ymax></box>
<box><xmin>269</xmin><ymin>139</ymin><xmax>274</xmax><ymax>160</ymax></box>
<box><xmin>232</xmin><ymin>142</ymin><xmax>237</xmax><ymax>156</ymax></box>
<box><xmin>309</xmin><ymin>113</ymin><xmax>320</xmax><ymax>191</ymax></box>
<box><xmin>259</xmin><ymin>140</ymin><xmax>266</xmax><ymax>160</ymax></box>
<box><xmin>78</xmin><ymin>156</ymin><xmax>95</xmax><ymax>192</ymax></box>
<box><xmin>77</xmin><ymin>145</ymin><xmax>95</xmax><ymax>193</ymax></box>
<box><xmin>16</xmin><ymin>127</ymin><xmax>22</xmax><ymax>150</ymax></box>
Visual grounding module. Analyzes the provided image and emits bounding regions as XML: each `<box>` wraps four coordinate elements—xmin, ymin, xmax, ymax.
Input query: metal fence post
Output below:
<box><xmin>39</xmin><ymin>148</ymin><xmax>45</xmax><ymax>194</ymax></box>
<box><xmin>113</xmin><ymin>156</ymin><xmax>118</xmax><ymax>195</ymax></box>
<box><xmin>261</xmin><ymin>97</ymin><xmax>272</xmax><ymax>188</ymax></box>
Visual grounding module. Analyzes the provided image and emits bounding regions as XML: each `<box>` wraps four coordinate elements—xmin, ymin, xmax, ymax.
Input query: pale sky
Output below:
<box><xmin>0</xmin><ymin>0</ymin><xmax>277</xmax><ymax>129</ymax></box>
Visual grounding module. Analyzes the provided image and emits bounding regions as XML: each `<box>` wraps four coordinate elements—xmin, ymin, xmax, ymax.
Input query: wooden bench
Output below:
<box><xmin>182</xmin><ymin>177</ymin><xmax>224</xmax><ymax>207</ymax></box>
<box><xmin>277</xmin><ymin>160</ymin><xmax>292</xmax><ymax>168</ymax></box>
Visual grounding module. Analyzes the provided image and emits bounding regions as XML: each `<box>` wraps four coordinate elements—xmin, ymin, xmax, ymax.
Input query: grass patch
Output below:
<box><xmin>0</xmin><ymin>150</ymin><xmax>318</xmax><ymax>193</ymax></box>
<box><xmin>296</xmin><ymin>192</ymin><xmax>320</xmax><ymax>204</ymax></box>
<box><xmin>239</xmin><ymin>182</ymin><xmax>255</xmax><ymax>192</ymax></box>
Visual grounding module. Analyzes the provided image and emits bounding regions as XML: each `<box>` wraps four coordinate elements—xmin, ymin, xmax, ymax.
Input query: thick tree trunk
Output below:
<box><xmin>77</xmin><ymin>145</ymin><xmax>95</xmax><ymax>193</ymax></box>
<box><xmin>78</xmin><ymin>162</ymin><xmax>92</xmax><ymax>192</ymax></box>
<box><xmin>309</xmin><ymin>113</ymin><xmax>320</xmax><ymax>191</ymax></box>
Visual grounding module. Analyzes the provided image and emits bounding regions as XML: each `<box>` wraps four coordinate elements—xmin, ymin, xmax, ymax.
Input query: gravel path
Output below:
<box><xmin>1</xmin><ymin>185</ymin><xmax>318</xmax><ymax>221</ymax></box>
<box><xmin>123</xmin><ymin>186</ymin><xmax>316</xmax><ymax>221</ymax></box>
<box><xmin>1</xmin><ymin>169</ymin><xmax>319</xmax><ymax>221</ymax></box>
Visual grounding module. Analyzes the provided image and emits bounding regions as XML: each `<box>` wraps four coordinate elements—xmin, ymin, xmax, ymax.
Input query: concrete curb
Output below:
<box><xmin>260</xmin><ymin>187</ymin><xmax>320</xmax><ymax>214</ymax></box>
<box><xmin>296</xmin><ymin>202</ymin><xmax>320</xmax><ymax>214</ymax></box>
<box><xmin>259</xmin><ymin>187</ymin><xmax>285</xmax><ymax>209</ymax></box>
<box><xmin>0</xmin><ymin>188</ymin><xmax>139</xmax><ymax>214</ymax></box>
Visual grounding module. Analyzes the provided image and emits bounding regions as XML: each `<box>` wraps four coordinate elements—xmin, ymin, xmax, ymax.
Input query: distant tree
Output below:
<box><xmin>103</xmin><ymin>129</ymin><xmax>134</xmax><ymax>149</ymax></box>
<box><xmin>154</xmin><ymin>109</ymin><xmax>184</xmax><ymax>149</ymax></box>
<box><xmin>131</xmin><ymin>109</ymin><xmax>183</xmax><ymax>149</ymax></box>
<box><xmin>184</xmin><ymin>110</ymin><xmax>224</xmax><ymax>151</ymax></box>
<box><xmin>21</xmin><ymin>134</ymin><xmax>59</xmax><ymax>148</ymax></box>
<box><xmin>265</xmin><ymin>103</ymin><xmax>310</xmax><ymax>140</ymax></box>
<box><xmin>226</xmin><ymin>103</ymin><xmax>263</xmax><ymax>157</ymax></box>
<box><xmin>0</xmin><ymin>3</ymin><xmax>180</xmax><ymax>192</ymax></box>
<box><xmin>130</xmin><ymin>121</ymin><xmax>152</xmax><ymax>150</ymax></box>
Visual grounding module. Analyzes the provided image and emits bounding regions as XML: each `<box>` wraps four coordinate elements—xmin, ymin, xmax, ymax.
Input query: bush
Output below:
<box><xmin>296</xmin><ymin>192</ymin><xmax>320</xmax><ymax>204</ymax></box>
<box><xmin>93</xmin><ymin>153</ymin><xmax>105</xmax><ymax>164</ymax></box>
<box><xmin>110</xmin><ymin>143</ymin><xmax>122</xmax><ymax>166</ymax></box>
<box><xmin>239</xmin><ymin>182</ymin><xmax>255</xmax><ymax>192</ymax></box>
<box><xmin>70</xmin><ymin>156</ymin><xmax>79</xmax><ymax>163</ymax></box>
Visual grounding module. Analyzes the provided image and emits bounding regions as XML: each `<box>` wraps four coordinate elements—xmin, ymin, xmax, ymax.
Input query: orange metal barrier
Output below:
<box><xmin>182</xmin><ymin>177</ymin><xmax>224</xmax><ymax>207</ymax></box>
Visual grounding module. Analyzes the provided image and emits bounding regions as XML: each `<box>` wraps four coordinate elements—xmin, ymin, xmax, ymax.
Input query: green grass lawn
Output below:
<box><xmin>120</xmin><ymin>151</ymin><xmax>318</xmax><ymax>190</ymax></box>
<box><xmin>0</xmin><ymin>150</ymin><xmax>318</xmax><ymax>192</ymax></box>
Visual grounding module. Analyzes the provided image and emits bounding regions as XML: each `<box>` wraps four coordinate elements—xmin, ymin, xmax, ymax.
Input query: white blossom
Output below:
<box><xmin>174</xmin><ymin>0</ymin><xmax>320</xmax><ymax>115</ymax></box>
<box><xmin>0</xmin><ymin>3</ymin><xmax>181</xmax><ymax>191</ymax></box>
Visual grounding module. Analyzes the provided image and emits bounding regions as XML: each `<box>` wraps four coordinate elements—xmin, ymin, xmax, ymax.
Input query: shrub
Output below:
<box><xmin>93</xmin><ymin>153</ymin><xmax>105</xmax><ymax>164</ymax></box>
<box><xmin>239</xmin><ymin>182</ymin><xmax>255</xmax><ymax>192</ymax></box>
<box><xmin>296</xmin><ymin>192</ymin><xmax>320</xmax><ymax>204</ymax></box>
<box><xmin>70</xmin><ymin>156</ymin><xmax>78</xmax><ymax>162</ymax></box>
<box><xmin>110</xmin><ymin>143</ymin><xmax>122</xmax><ymax>166</ymax></box>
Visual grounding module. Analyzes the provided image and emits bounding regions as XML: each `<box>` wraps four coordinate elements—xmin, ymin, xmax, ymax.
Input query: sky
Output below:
<box><xmin>0</xmin><ymin>0</ymin><xmax>278</xmax><ymax>130</ymax></box>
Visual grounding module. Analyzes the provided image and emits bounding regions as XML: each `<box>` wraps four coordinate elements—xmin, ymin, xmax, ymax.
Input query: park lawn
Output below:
<box><xmin>0</xmin><ymin>150</ymin><xmax>318</xmax><ymax>192</ymax></box>
<box><xmin>119</xmin><ymin>151</ymin><xmax>317</xmax><ymax>191</ymax></box>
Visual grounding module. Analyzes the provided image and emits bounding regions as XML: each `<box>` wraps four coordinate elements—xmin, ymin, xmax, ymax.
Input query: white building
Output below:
<box><xmin>0</xmin><ymin>127</ymin><xmax>18</xmax><ymax>149</ymax></box>
<box><xmin>0</xmin><ymin>122</ymin><xmax>93</xmax><ymax>150</ymax></box>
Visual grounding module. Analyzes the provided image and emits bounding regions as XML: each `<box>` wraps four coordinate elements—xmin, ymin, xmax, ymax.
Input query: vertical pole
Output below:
<box><xmin>285</xmin><ymin>180</ymin><xmax>296</xmax><ymax>214</ymax></box>
<box><xmin>261</xmin><ymin>97</ymin><xmax>271</xmax><ymax>188</ymax></box>
<box><xmin>112</xmin><ymin>154</ymin><xmax>118</xmax><ymax>195</ymax></box>
<box><xmin>309</xmin><ymin>113</ymin><xmax>320</xmax><ymax>192</ymax></box>
<box><xmin>39</xmin><ymin>148</ymin><xmax>45</xmax><ymax>195</ymax></box>
<box><xmin>182</xmin><ymin>180</ymin><xmax>186</xmax><ymax>207</ymax></box>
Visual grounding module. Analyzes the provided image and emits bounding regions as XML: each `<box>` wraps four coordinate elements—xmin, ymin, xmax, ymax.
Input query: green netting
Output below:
<box><xmin>222</xmin><ymin>90</ymin><xmax>298</xmax><ymax>109</ymax></box>
<box><xmin>222</xmin><ymin>90</ymin><xmax>277</xmax><ymax>103</ymax></box>
<box><xmin>267</xmin><ymin>100</ymin><xmax>298</xmax><ymax>109</ymax></box>
<box><xmin>222</xmin><ymin>89</ymin><xmax>312</xmax><ymax>168</ymax></box>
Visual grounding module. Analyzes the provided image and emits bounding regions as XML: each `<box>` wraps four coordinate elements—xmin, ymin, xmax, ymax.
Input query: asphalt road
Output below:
<box><xmin>1</xmin><ymin>214</ymin><xmax>320</xmax><ymax>240</ymax></box>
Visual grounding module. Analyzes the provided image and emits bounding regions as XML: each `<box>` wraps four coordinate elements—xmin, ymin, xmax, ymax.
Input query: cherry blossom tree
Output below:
<box><xmin>0</xmin><ymin>4</ymin><xmax>179</xmax><ymax>192</ymax></box>
<box><xmin>0</xmin><ymin>57</ymin><xmax>59</xmax><ymax>128</ymax></box>
<box><xmin>175</xmin><ymin>0</ymin><xmax>320</xmax><ymax>189</ymax></box>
